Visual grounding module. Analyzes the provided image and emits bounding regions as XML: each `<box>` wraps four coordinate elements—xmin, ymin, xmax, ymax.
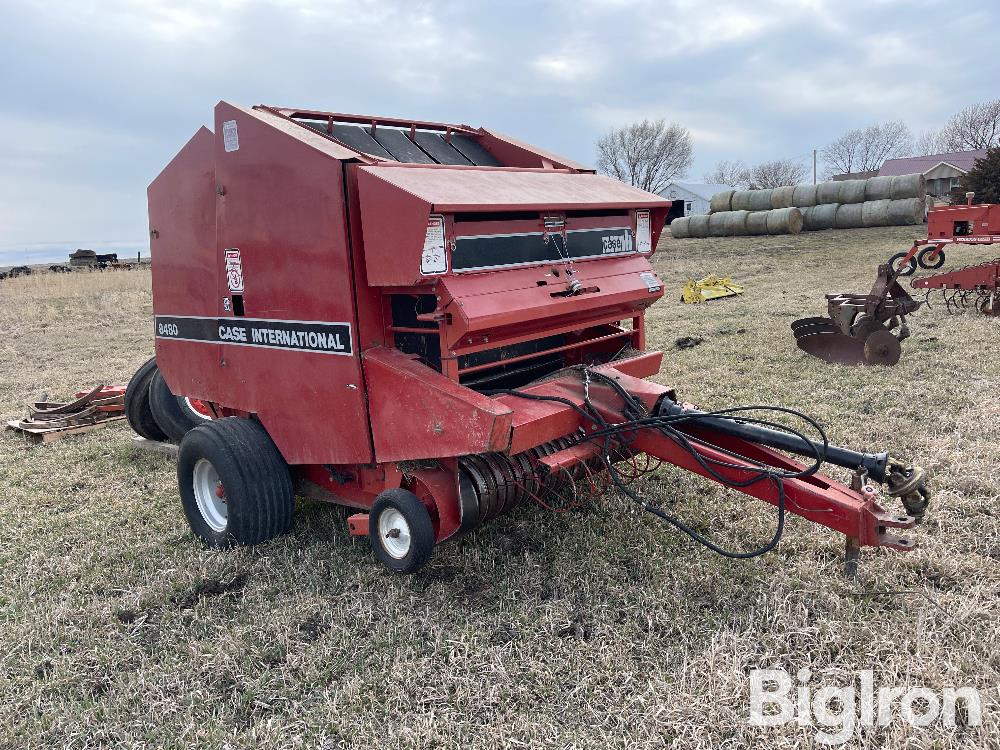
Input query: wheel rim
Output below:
<box><xmin>377</xmin><ymin>508</ymin><xmax>411</xmax><ymax>559</ymax></box>
<box><xmin>193</xmin><ymin>458</ymin><xmax>228</xmax><ymax>532</ymax></box>
<box><xmin>185</xmin><ymin>397</ymin><xmax>214</xmax><ymax>420</ymax></box>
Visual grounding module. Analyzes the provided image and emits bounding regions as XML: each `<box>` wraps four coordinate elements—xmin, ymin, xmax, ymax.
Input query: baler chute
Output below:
<box><xmin>135</xmin><ymin>102</ymin><xmax>931</xmax><ymax>574</ymax></box>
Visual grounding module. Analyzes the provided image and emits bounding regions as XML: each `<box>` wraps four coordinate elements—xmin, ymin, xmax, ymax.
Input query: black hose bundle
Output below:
<box><xmin>488</xmin><ymin>367</ymin><xmax>831</xmax><ymax>559</ymax></box>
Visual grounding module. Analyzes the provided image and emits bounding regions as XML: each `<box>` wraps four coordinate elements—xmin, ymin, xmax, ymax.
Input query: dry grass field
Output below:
<box><xmin>1</xmin><ymin>227</ymin><xmax>998</xmax><ymax>749</ymax></box>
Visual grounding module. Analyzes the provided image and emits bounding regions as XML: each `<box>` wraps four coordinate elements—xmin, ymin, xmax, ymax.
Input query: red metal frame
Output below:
<box><xmin>897</xmin><ymin>202</ymin><xmax>1000</xmax><ymax>268</ymax></box>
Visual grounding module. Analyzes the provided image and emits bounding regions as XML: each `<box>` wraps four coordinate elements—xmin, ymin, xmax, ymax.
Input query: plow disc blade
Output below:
<box><xmin>793</xmin><ymin>330</ymin><xmax>866</xmax><ymax>365</ymax></box>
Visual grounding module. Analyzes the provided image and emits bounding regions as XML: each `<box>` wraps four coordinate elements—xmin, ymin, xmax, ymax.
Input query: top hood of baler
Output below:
<box><xmin>356</xmin><ymin>165</ymin><xmax>670</xmax><ymax>287</ymax></box>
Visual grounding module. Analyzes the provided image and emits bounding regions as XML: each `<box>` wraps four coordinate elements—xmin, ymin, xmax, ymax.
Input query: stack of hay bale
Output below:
<box><xmin>670</xmin><ymin>173</ymin><xmax>926</xmax><ymax>239</ymax></box>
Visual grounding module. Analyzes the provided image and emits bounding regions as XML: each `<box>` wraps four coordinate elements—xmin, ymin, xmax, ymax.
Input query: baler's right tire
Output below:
<box><xmin>177</xmin><ymin>417</ymin><xmax>294</xmax><ymax>548</ymax></box>
<box><xmin>149</xmin><ymin>370</ymin><xmax>202</xmax><ymax>443</ymax></box>
<box><xmin>369</xmin><ymin>488</ymin><xmax>435</xmax><ymax>574</ymax></box>
<box><xmin>124</xmin><ymin>357</ymin><xmax>169</xmax><ymax>442</ymax></box>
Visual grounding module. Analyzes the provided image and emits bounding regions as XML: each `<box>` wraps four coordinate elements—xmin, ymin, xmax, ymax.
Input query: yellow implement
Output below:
<box><xmin>681</xmin><ymin>274</ymin><xmax>745</xmax><ymax>304</ymax></box>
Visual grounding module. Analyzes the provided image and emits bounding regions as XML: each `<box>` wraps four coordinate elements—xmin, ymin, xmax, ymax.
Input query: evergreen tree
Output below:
<box><xmin>954</xmin><ymin>146</ymin><xmax>1000</xmax><ymax>203</ymax></box>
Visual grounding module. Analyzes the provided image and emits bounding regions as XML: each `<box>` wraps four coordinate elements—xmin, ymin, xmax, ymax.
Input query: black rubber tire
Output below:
<box><xmin>124</xmin><ymin>357</ymin><xmax>169</xmax><ymax>441</ymax></box>
<box><xmin>917</xmin><ymin>246</ymin><xmax>946</xmax><ymax>270</ymax></box>
<box><xmin>888</xmin><ymin>251</ymin><xmax>917</xmax><ymax>276</ymax></box>
<box><xmin>369</xmin><ymin>488</ymin><xmax>435</xmax><ymax>574</ymax></box>
<box><xmin>177</xmin><ymin>417</ymin><xmax>294</xmax><ymax>548</ymax></box>
<box><xmin>149</xmin><ymin>370</ymin><xmax>202</xmax><ymax>443</ymax></box>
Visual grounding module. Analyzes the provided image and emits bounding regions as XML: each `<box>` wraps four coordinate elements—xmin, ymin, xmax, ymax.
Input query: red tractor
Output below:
<box><xmin>128</xmin><ymin>102</ymin><xmax>930</xmax><ymax>574</ymax></box>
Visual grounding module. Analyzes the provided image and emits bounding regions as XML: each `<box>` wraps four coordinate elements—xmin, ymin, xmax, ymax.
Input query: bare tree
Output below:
<box><xmin>821</xmin><ymin>121</ymin><xmax>913</xmax><ymax>175</ymax></box>
<box><xmin>914</xmin><ymin>129</ymin><xmax>949</xmax><ymax>156</ymax></box>
<box><xmin>939</xmin><ymin>99</ymin><xmax>1000</xmax><ymax>151</ymax></box>
<box><xmin>596</xmin><ymin>119</ymin><xmax>693</xmax><ymax>194</ymax></box>
<box><xmin>746</xmin><ymin>159</ymin><xmax>809</xmax><ymax>189</ymax></box>
<box><xmin>703</xmin><ymin>159</ymin><xmax>750</xmax><ymax>189</ymax></box>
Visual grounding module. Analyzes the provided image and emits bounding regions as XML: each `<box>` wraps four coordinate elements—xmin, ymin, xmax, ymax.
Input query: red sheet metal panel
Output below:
<box><xmin>356</xmin><ymin>166</ymin><xmax>670</xmax><ymax>287</ymax></box>
<box><xmin>437</xmin><ymin>256</ymin><xmax>663</xmax><ymax>350</ymax></box>
<box><xmin>149</xmin><ymin>126</ymin><xmax>223</xmax><ymax>407</ymax></box>
<box><xmin>363</xmin><ymin>347</ymin><xmax>513</xmax><ymax>462</ymax></box>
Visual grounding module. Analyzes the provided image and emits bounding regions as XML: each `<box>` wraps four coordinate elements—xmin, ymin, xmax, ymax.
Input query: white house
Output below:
<box><xmin>658</xmin><ymin>182</ymin><xmax>734</xmax><ymax>222</ymax></box>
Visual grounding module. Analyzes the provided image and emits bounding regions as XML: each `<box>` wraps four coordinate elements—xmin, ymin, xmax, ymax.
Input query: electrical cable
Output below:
<box><xmin>487</xmin><ymin>366</ymin><xmax>831</xmax><ymax>559</ymax></box>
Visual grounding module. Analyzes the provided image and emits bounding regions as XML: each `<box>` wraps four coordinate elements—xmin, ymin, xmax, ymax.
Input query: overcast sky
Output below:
<box><xmin>1</xmin><ymin>0</ymin><xmax>996</xmax><ymax>262</ymax></box>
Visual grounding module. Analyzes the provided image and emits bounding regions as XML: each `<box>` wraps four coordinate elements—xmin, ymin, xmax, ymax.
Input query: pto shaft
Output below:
<box><xmin>657</xmin><ymin>401</ymin><xmax>891</xmax><ymax>482</ymax></box>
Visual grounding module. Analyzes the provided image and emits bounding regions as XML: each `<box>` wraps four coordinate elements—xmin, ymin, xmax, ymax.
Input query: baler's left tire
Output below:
<box><xmin>369</xmin><ymin>488</ymin><xmax>435</xmax><ymax>574</ymax></box>
<box><xmin>124</xmin><ymin>357</ymin><xmax>169</xmax><ymax>442</ymax></box>
<box><xmin>149</xmin><ymin>370</ymin><xmax>203</xmax><ymax>443</ymax></box>
<box><xmin>177</xmin><ymin>417</ymin><xmax>294</xmax><ymax>548</ymax></box>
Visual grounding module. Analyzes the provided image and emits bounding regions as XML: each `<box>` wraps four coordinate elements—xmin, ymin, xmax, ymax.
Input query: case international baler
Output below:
<box><xmin>133</xmin><ymin>102</ymin><xmax>930</xmax><ymax>573</ymax></box>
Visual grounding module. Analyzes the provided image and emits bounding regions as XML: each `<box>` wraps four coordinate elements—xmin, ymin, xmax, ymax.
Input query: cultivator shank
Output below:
<box><xmin>912</xmin><ymin>259</ymin><xmax>1000</xmax><ymax>315</ymax></box>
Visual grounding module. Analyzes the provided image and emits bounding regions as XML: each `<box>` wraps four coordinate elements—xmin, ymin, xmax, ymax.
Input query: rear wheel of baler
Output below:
<box><xmin>124</xmin><ymin>357</ymin><xmax>169</xmax><ymax>442</ymax></box>
<box><xmin>177</xmin><ymin>417</ymin><xmax>294</xmax><ymax>547</ymax></box>
<box><xmin>369</xmin><ymin>488</ymin><xmax>435</xmax><ymax>574</ymax></box>
<box><xmin>149</xmin><ymin>370</ymin><xmax>207</xmax><ymax>442</ymax></box>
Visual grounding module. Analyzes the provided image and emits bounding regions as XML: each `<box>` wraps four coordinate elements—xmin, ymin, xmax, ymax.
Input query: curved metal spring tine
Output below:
<box><xmin>924</xmin><ymin>290</ymin><xmax>933</xmax><ymax>309</ymax></box>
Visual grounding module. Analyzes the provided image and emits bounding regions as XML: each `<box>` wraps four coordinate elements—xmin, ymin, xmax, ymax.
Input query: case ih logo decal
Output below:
<box><xmin>155</xmin><ymin>316</ymin><xmax>352</xmax><ymax>356</ymax></box>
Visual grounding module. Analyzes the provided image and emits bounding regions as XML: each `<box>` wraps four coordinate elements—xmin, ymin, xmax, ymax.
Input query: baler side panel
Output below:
<box><xmin>363</xmin><ymin>347</ymin><xmax>513</xmax><ymax>462</ymax></box>
<box><xmin>210</xmin><ymin>102</ymin><xmax>372</xmax><ymax>465</ymax></box>
<box><xmin>149</xmin><ymin>126</ymin><xmax>222</xmax><ymax>404</ymax></box>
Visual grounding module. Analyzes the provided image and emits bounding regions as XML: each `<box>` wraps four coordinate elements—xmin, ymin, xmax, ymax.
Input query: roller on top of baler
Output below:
<box><xmin>132</xmin><ymin>101</ymin><xmax>930</xmax><ymax>575</ymax></box>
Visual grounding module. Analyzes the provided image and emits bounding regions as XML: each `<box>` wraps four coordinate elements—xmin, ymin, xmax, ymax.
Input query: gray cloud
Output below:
<box><xmin>1</xmin><ymin>0</ymin><xmax>996</xmax><ymax>260</ymax></box>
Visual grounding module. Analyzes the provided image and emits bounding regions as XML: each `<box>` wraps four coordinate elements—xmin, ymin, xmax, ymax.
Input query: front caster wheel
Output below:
<box><xmin>369</xmin><ymin>488</ymin><xmax>435</xmax><ymax>574</ymax></box>
<box><xmin>177</xmin><ymin>417</ymin><xmax>294</xmax><ymax>547</ymax></box>
<box><xmin>888</xmin><ymin>251</ymin><xmax>917</xmax><ymax>276</ymax></box>
<box><xmin>917</xmin><ymin>246</ymin><xmax>945</xmax><ymax>270</ymax></box>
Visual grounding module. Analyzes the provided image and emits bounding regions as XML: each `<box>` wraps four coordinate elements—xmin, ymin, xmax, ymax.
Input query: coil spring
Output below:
<box><xmin>458</xmin><ymin>436</ymin><xmax>596</xmax><ymax>525</ymax></box>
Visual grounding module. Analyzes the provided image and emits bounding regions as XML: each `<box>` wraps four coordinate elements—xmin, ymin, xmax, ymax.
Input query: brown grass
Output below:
<box><xmin>0</xmin><ymin>229</ymin><xmax>997</xmax><ymax>748</ymax></box>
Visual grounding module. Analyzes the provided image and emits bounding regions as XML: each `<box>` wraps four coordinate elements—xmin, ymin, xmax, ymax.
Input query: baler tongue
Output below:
<box><xmin>791</xmin><ymin>263</ymin><xmax>921</xmax><ymax>366</ymax></box>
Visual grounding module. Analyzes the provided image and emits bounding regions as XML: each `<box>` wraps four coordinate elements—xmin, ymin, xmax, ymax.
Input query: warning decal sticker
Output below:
<box><xmin>155</xmin><ymin>316</ymin><xmax>353</xmax><ymax>356</ymax></box>
<box><xmin>639</xmin><ymin>271</ymin><xmax>661</xmax><ymax>293</ymax></box>
<box><xmin>223</xmin><ymin>120</ymin><xmax>239</xmax><ymax>152</ymax></box>
<box><xmin>421</xmin><ymin>215</ymin><xmax>448</xmax><ymax>275</ymax></box>
<box><xmin>224</xmin><ymin>248</ymin><xmax>244</xmax><ymax>293</ymax></box>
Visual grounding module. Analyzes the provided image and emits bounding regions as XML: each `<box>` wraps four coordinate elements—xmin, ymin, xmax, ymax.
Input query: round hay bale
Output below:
<box><xmin>887</xmin><ymin>198</ymin><xmax>924</xmax><ymax>226</ymax></box>
<box><xmin>725</xmin><ymin>210</ymin><xmax>749</xmax><ymax>235</ymax></box>
<box><xmin>803</xmin><ymin>203</ymin><xmax>839</xmax><ymax>231</ymax></box>
<box><xmin>708</xmin><ymin>211</ymin><xmax>730</xmax><ymax>237</ymax></box>
<box><xmin>766</xmin><ymin>207</ymin><xmax>804</xmax><ymax>235</ymax></box>
<box><xmin>745</xmin><ymin>211</ymin><xmax>769</xmax><ymax>235</ymax></box>
<box><xmin>687</xmin><ymin>213</ymin><xmax>710</xmax><ymax>238</ymax></box>
<box><xmin>730</xmin><ymin>190</ymin><xmax>754</xmax><ymax>211</ymax></box>
<box><xmin>861</xmin><ymin>199</ymin><xmax>891</xmax><ymax>227</ymax></box>
<box><xmin>792</xmin><ymin>184</ymin><xmax>818</xmax><ymax>207</ymax></box>
<box><xmin>890</xmin><ymin>173</ymin><xmax>926</xmax><ymax>201</ymax></box>
<box><xmin>749</xmin><ymin>189</ymin><xmax>774</xmax><ymax>212</ymax></box>
<box><xmin>770</xmin><ymin>186</ymin><xmax>796</xmax><ymax>209</ymax></box>
<box><xmin>865</xmin><ymin>175</ymin><xmax>893</xmax><ymax>200</ymax></box>
<box><xmin>837</xmin><ymin>179</ymin><xmax>867</xmax><ymax>204</ymax></box>
<box><xmin>835</xmin><ymin>202</ymin><xmax>864</xmax><ymax>229</ymax></box>
<box><xmin>669</xmin><ymin>216</ymin><xmax>690</xmax><ymax>239</ymax></box>
<box><xmin>816</xmin><ymin>181</ymin><xmax>840</xmax><ymax>204</ymax></box>
<box><xmin>709</xmin><ymin>190</ymin><xmax>735</xmax><ymax>213</ymax></box>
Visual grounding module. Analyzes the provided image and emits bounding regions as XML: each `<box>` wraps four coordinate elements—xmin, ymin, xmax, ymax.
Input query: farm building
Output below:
<box><xmin>659</xmin><ymin>182</ymin><xmax>735</xmax><ymax>222</ymax></box>
<box><xmin>879</xmin><ymin>149</ymin><xmax>987</xmax><ymax>199</ymax></box>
